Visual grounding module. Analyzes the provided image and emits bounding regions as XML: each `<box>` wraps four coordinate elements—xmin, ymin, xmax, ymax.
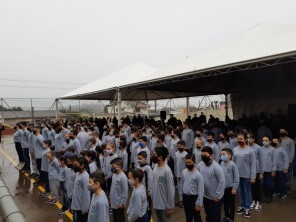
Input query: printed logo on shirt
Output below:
<box><xmin>90</xmin><ymin>205</ymin><xmax>96</xmax><ymax>214</ymax></box>
<box><xmin>243</xmin><ymin>154</ymin><xmax>250</xmax><ymax>160</ymax></box>
<box><xmin>190</xmin><ymin>179</ymin><xmax>197</xmax><ymax>185</ymax></box>
<box><xmin>75</xmin><ymin>179</ymin><xmax>82</xmax><ymax>188</ymax></box>
<box><xmin>226</xmin><ymin>168</ymin><xmax>231</xmax><ymax>174</ymax></box>
<box><xmin>70</xmin><ymin>175</ymin><xmax>75</xmax><ymax>182</ymax></box>
<box><xmin>267</xmin><ymin>152</ymin><xmax>271</xmax><ymax>157</ymax></box>
<box><xmin>209</xmin><ymin>174</ymin><xmax>215</xmax><ymax>179</ymax></box>
<box><xmin>158</xmin><ymin>176</ymin><xmax>164</xmax><ymax>183</ymax></box>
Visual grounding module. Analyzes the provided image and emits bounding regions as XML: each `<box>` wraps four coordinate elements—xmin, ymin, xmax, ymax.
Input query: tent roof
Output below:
<box><xmin>60</xmin><ymin>62</ymin><xmax>158</xmax><ymax>100</ymax></box>
<box><xmin>60</xmin><ymin>23</ymin><xmax>296</xmax><ymax>101</ymax></box>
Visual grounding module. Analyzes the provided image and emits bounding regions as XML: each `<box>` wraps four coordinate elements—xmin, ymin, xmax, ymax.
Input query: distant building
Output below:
<box><xmin>0</xmin><ymin>110</ymin><xmax>68</xmax><ymax>125</ymax></box>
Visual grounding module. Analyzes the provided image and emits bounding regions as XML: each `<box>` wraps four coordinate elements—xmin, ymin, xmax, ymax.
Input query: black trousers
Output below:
<box><xmin>183</xmin><ymin>194</ymin><xmax>202</xmax><ymax>222</ymax></box>
<box><xmin>15</xmin><ymin>142</ymin><xmax>24</xmax><ymax>162</ymax></box>
<box><xmin>74</xmin><ymin>210</ymin><xmax>88</xmax><ymax>222</ymax></box>
<box><xmin>113</xmin><ymin>208</ymin><xmax>125</xmax><ymax>222</ymax></box>
<box><xmin>203</xmin><ymin>197</ymin><xmax>222</xmax><ymax>222</ymax></box>
<box><xmin>251</xmin><ymin>173</ymin><xmax>262</xmax><ymax>202</ymax></box>
<box><xmin>36</xmin><ymin>158</ymin><xmax>42</xmax><ymax>175</ymax></box>
<box><xmin>23</xmin><ymin>148</ymin><xmax>31</xmax><ymax>171</ymax></box>
<box><xmin>223</xmin><ymin>188</ymin><xmax>235</xmax><ymax>221</ymax></box>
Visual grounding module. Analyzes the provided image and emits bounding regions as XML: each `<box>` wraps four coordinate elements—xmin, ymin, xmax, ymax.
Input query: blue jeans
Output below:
<box><xmin>275</xmin><ymin>171</ymin><xmax>286</xmax><ymax>195</ymax></box>
<box><xmin>238</xmin><ymin>178</ymin><xmax>252</xmax><ymax>210</ymax></box>
<box><xmin>60</xmin><ymin>181</ymin><xmax>69</xmax><ymax>211</ymax></box>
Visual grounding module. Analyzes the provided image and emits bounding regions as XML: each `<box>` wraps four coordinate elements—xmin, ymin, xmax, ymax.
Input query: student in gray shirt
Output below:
<box><xmin>110</xmin><ymin>157</ymin><xmax>128</xmax><ymax>222</ymax></box>
<box><xmin>13</xmin><ymin>125</ymin><xmax>24</xmax><ymax>167</ymax></box>
<box><xmin>233</xmin><ymin>133</ymin><xmax>256</xmax><ymax>218</ymax></box>
<box><xmin>181</xmin><ymin>154</ymin><xmax>204</xmax><ymax>222</ymax></box>
<box><xmin>272</xmin><ymin>138</ymin><xmax>289</xmax><ymax>199</ymax></box>
<box><xmin>151</xmin><ymin>147</ymin><xmax>175</xmax><ymax>222</ymax></box>
<box><xmin>46</xmin><ymin>151</ymin><xmax>60</xmax><ymax>204</ymax></box>
<box><xmin>205</xmin><ymin>133</ymin><xmax>220</xmax><ymax>162</ymax></box>
<box><xmin>247</xmin><ymin>133</ymin><xmax>264</xmax><ymax>211</ymax></box>
<box><xmin>127</xmin><ymin>169</ymin><xmax>148</xmax><ymax>222</ymax></box>
<box><xmin>279</xmin><ymin>128</ymin><xmax>295</xmax><ymax>193</ymax></box>
<box><xmin>181</xmin><ymin>121</ymin><xmax>195</xmax><ymax>151</ymax></box>
<box><xmin>87</xmin><ymin>171</ymin><xmax>109</xmax><ymax>222</ymax></box>
<box><xmin>197</xmin><ymin>146</ymin><xmax>225</xmax><ymax>222</ymax></box>
<box><xmin>66</xmin><ymin>155</ymin><xmax>77</xmax><ymax>209</ymax></box>
<box><xmin>261</xmin><ymin>136</ymin><xmax>277</xmax><ymax>203</ymax></box>
<box><xmin>220</xmin><ymin>148</ymin><xmax>239</xmax><ymax>222</ymax></box>
<box><xmin>71</xmin><ymin>157</ymin><xmax>91</xmax><ymax>222</ymax></box>
<box><xmin>20</xmin><ymin>122</ymin><xmax>31</xmax><ymax>172</ymax></box>
<box><xmin>70</xmin><ymin>131</ymin><xmax>82</xmax><ymax>156</ymax></box>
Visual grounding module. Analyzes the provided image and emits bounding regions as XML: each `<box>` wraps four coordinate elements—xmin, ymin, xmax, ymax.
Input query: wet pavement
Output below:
<box><xmin>0</xmin><ymin>135</ymin><xmax>296</xmax><ymax>222</ymax></box>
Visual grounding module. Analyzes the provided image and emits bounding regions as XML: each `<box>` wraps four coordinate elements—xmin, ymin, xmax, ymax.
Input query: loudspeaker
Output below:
<box><xmin>160</xmin><ymin>111</ymin><xmax>166</xmax><ymax>120</ymax></box>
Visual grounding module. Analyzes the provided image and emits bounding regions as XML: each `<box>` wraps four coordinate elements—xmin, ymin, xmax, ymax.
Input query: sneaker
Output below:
<box><xmin>273</xmin><ymin>193</ymin><xmax>280</xmax><ymax>197</ymax></box>
<box><xmin>235</xmin><ymin>207</ymin><xmax>245</xmax><ymax>215</ymax></box>
<box><xmin>250</xmin><ymin>200</ymin><xmax>256</xmax><ymax>209</ymax></box>
<box><xmin>254</xmin><ymin>202</ymin><xmax>261</xmax><ymax>212</ymax></box>
<box><xmin>45</xmin><ymin>199</ymin><xmax>54</xmax><ymax>204</ymax></box>
<box><xmin>50</xmin><ymin>199</ymin><xmax>58</xmax><ymax>205</ymax></box>
<box><xmin>40</xmin><ymin>192</ymin><xmax>49</xmax><ymax>197</ymax></box>
<box><xmin>244</xmin><ymin>209</ymin><xmax>251</xmax><ymax>218</ymax></box>
<box><xmin>109</xmin><ymin>208</ymin><xmax>113</xmax><ymax>215</ymax></box>
<box><xmin>280</xmin><ymin>194</ymin><xmax>287</xmax><ymax>199</ymax></box>
<box><xmin>58</xmin><ymin>209</ymin><xmax>68</xmax><ymax>215</ymax></box>
<box><xmin>179</xmin><ymin>201</ymin><xmax>184</xmax><ymax>208</ymax></box>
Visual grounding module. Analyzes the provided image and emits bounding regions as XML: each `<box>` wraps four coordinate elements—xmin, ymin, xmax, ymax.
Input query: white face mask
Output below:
<box><xmin>262</xmin><ymin>141</ymin><xmax>269</xmax><ymax>147</ymax></box>
<box><xmin>128</xmin><ymin>179</ymin><xmax>135</xmax><ymax>187</ymax></box>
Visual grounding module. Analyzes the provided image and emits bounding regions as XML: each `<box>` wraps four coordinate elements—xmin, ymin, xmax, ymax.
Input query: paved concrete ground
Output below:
<box><xmin>0</xmin><ymin>135</ymin><xmax>295</xmax><ymax>222</ymax></box>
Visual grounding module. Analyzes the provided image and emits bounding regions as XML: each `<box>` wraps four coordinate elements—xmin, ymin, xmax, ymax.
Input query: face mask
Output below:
<box><xmin>171</xmin><ymin>135</ymin><xmax>175</xmax><ymax>139</ymax></box>
<box><xmin>128</xmin><ymin>179</ymin><xmax>135</xmax><ymax>187</ymax></box>
<box><xmin>229</xmin><ymin>134</ymin><xmax>234</xmax><ymax>137</ymax></box>
<box><xmin>138</xmin><ymin>160</ymin><xmax>146</xmax><ymax>165</ymax></box>
<box><xmin>87</xmin><ymin>184</ymin><xmax>97</xmax><ymax>193</ymax></box>
<box><xmin>151</xmin><ymin>156</ymin><xmax>158</xmax><ymax>164</ymax></box>
<box><xmin>201</xmin><ymin>156</ymin><xmax>211</xmax><ymax>164</ymax></box>
<box><xmin>105</xmin><ymin>149</ymin><xmax>112</xmax><ymax>155</ymax></box>
<box><xmin>196</xmin><ymin>146</ymin><xmax>202</xmax><ymax>150</ymax></box>
<box><xmin>271</xmin><ymin>142</ymin><xmax>277</xmax><ymax>147</ymax></box>
<box><xmin>111</xmin><ymin>168</ymin><xmax>118</xmax><ymax>174</ymax></box>
<box><xmin>196</xmin><ymin>134</ymin><xmax>201</xmax><ymax>137</ymax></box>
<box><xmin>73</xmin><ymin>166</ymin><xmax>81</xmax><ymax>173</ymax></box>
<box><xmin>186</xmin><ymin>164</ymin><xmax>194</xmax><ymax>170</ymax></box>
<box><xmin>69</xmin><ymin>136</ymin><xmax>74</xmax><ymax>140</ymax></box>
<box><xmin>220</xmin><ymin>137</ymin><xmax>225</xmax><ymax>141</ymax></box>
<box><xmin>33</xmin><ymin>130</ymin><xmax>37</xmax><ymax>135</ymax></box>
<box><xmin>238</xmin><ymin>141</ymin><xmax>245</xmax><ymax>146</ymax></box>
<box><xmin>206</xmin><ymin>138</ymin><xmax>213</xmax><ymax>143</ymax></box>
<box><xmin>178</xmin><ymin>148</ymin><xmax>184</xmax><ymax>152</ymax></box>
<box><xmin>138</xmin><ymin>142</ymin><xmax>144</xmax><ymax>148</ymax></box>
<box><xmin>152</xmin><ymin>134</ymin><xmax>155</xmax><ymax>137</ymax></box>
<box><xmin>27</xmin><ymin>127</ymin><xmax>31</xmax><ymax>132</ymax></box>
<box><xmin>66</xmin><ymin>139</ymin><xmax>70</xmax><ymax>143</ymax></box>
<box><xmin>280</xmin><ymin>132</ymin><xmax>287</xmax><ymax>137</ymax></box>
<box><xmin>221</xmin><ymin>155</ymin><xmax>229</xmax><ymax>162</ymax></box>
<box><xmin>262</xmin><ymin>141</ymin><xmax>269</xmax><ymax>147</ymax></box>
<box><xmin>67</xmin><ymin>164</ymin><xmax>73</xmax><ymax>169</ymax></box>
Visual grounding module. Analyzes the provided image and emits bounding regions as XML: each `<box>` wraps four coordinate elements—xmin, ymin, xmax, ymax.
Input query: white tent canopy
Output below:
<box><xmin>60</xmin><ymin>62</ymin><xmax>158</xmax><ymax>100</ymax></box>
<box><xmin>59</xmin><ymin>23</ymin><xmax>296</xmax><ymax>119</ymax></box>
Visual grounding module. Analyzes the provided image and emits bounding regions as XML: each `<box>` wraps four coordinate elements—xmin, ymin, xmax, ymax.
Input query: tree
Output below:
<box><xmin>0</xmin><ymin>105</ymin><xmax>23</xmax><ymax>111</ymax></box>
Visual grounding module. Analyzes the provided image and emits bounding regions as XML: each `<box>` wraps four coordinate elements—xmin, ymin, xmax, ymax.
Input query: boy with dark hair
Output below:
<box><xmin>181</xmin><ymin>154</ymin><xmax>204</xmax><ymax>222</ymax></box>
<box><xmin>197</xmin><ymin>146</ymin><xmax>225</xmax><ymax>222</ymax></box>
<box><xmin>110</xmin><ymin>157</ymin><xmax>128</xmax><ymax>222</ymax></box>
<box><xmin>175</xmin><ymin>140</ymin><xmax>188</xmax><ymax>207</ymax></box>
<box><xmin>58</xmin><ymin>155</ymin><xmax>70</xmax><ymax>214</ymax></box>
<box><xmin>220</xmin><ymin>148</ymin><xmax>239</xmax><ymax>222</ymax></box>
<box><xmin>88</xmin><ymin>170</ymin><xmax>109</xmax><ymax>222</ymax></box>
<box><xmin>127</xmin><ymin>169</ymin><xmax>148</xmax><ymax>222</ymax></box>
<box><xmin>151</xmin><ymin>147</ymin><xmax>175</xmax><ymax>222</ymax></box>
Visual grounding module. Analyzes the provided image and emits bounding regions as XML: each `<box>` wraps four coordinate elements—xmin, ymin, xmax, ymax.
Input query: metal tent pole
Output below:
<box><xmin>117</xmin><ymin>89</ymin><xmax>121</xmax><ymax>126</ymax></box>
<box><xmin>186</xmin><ymin>97</ymin><xmax>189</xmax><ymax>118</ymax></box>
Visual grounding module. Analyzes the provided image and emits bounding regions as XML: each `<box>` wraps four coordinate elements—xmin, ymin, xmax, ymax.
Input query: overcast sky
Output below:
<box><xmin>1</xmin><ymin>0</ymin><xmax>296</xmax><ymax>108</ymax></box>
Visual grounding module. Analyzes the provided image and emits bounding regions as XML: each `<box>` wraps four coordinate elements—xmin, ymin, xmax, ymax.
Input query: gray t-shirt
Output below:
<box><xmin>110</xmin><ymin>171</ymin><xmax>128</xmax><ymax>209</ymax></box>
<box><xmin>127</xmin><ymin>184</ymin><xmax>148</xmax><ymax>222</ymax></box>
<box><xmin>88</xmin><ymin>192</ymin><xmax>109</xmax><ymax>222</ymax></box>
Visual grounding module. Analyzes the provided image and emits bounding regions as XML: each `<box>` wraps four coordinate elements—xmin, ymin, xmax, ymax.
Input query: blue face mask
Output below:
<box><xmin>221</xmin><ymin>155</ymin><xmax>229</xmax><ymax>162</ymax></box>
<box><xmin>138</xmin><ymin>142</ymin><xmax>144</xmax><ymax>148</ymax></box>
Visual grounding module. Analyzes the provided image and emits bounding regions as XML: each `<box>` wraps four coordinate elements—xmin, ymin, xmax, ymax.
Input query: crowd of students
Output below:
<box><xmin>10</xmin><ymin>113</ymin><xmax>295</xmax><ymax>222</ymax></box>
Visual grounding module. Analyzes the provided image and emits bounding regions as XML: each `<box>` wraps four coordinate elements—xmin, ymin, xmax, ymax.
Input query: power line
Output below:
<box><xmin>0</xmin><ymin>84</ymin><xmax>75</xmax><ymax>90</ymax></box>
<box><xmin>0</xmin><ymin>78</ymin><xmax>87</xmax><ymax>85</ymax></box>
